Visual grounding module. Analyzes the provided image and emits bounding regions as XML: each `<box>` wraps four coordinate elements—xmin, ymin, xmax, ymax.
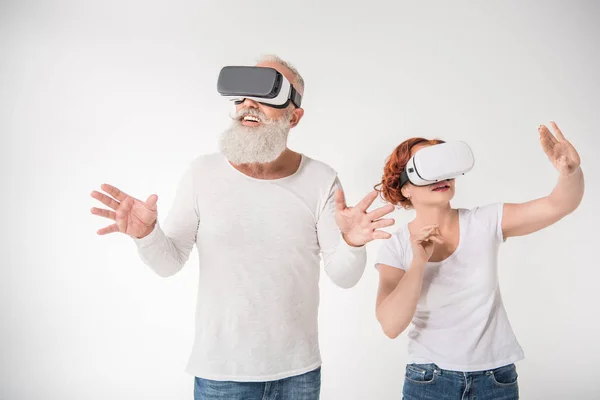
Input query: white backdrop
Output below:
<box><xmin>2</xmin><ymin>1</ymin><xmax>599</xmax><ymax>399</ymax></box>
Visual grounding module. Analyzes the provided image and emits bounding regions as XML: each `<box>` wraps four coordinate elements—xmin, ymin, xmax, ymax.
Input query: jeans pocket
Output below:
<box><xmin>405</xmin><ymin>364</ymin><xmax>438</xmax><ymax>384</ymax></box>
<box><xmin>488</xmin><ymin>363</ymin><xmax>519</xmax><ymax>386</ymax></box>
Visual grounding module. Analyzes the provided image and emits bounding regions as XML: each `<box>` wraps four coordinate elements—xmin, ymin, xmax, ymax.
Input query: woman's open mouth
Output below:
<box><xmin>431</xmin><ymin>182</ymin><xmax>451</xmax><ymax>192</ymax></box>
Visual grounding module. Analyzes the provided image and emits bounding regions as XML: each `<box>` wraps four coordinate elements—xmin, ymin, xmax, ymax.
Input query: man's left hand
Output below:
<box><xmin>335</xmin><ymin>190</ymin><xmax>396</xmax><ymax>247</ymax></box>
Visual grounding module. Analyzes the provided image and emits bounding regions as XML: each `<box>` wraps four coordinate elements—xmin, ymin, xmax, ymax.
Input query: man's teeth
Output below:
<box><xmin>243</xmin><ymin>115</ymin><xmax>260</xmax><ymax>122</ymax></box>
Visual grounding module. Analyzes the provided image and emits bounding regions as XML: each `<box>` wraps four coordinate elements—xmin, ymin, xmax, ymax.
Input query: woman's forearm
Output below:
<box><xmin>502</xmin><ymin>167</ymin><xmax>585</xmax><ymax>238</ymax></box>
<box><xmin>548</xmin><ymin>167</ymin><xmax>584</xmax><ymax>215</ymax></box>
<box><xmin>376</xmin><ymin>261</ymin><xmax>427</xmax><ymax>338</ymax></box>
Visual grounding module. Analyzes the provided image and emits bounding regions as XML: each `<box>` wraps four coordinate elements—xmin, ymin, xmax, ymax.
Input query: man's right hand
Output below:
<box><xmin>91</xmin><ymin>184</ymin><xmax>158</xmax><ymax>239</ymax></box>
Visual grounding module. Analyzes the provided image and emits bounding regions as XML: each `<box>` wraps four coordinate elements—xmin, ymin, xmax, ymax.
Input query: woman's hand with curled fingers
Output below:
<box><xmin>410</xmin><ymin>225</ymin><xmax>444</xmax><ymax>265</ymax></box>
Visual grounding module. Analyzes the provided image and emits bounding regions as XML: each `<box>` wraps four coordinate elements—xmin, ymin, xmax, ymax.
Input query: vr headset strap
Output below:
<box><xmin>290</xmin><ymin>86</ymin><xmax>302</xmax><ymax>108</ymax></box>
<box><xmin>399</xmin><ymin>162</ymin><xmax>424</xmax><ymax>188</ymax></box>
<box><xmin>399</xmin><ymin>170</ymin><xmax>410</xmax><ymax>188</ymax></box>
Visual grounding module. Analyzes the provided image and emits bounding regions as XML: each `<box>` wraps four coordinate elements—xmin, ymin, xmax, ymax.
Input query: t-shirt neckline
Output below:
<box><xmin>404</xmin><ymin>208</ymin><xmax>465</xmax><ymax>267</ymax></box>
<box><xmin>223</xmin><ymin>153</ymin><xmax>306</xmax><ymax>183</ymax></box>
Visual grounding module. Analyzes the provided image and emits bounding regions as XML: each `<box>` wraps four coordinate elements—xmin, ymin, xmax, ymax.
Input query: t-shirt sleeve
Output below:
<box><xmin>375</xmin><ymin>235</ymin><xmax>406</xmax><ymax>271</ymax></box>
<box><xmin>471</xmin><ymin>203</ymin><xmax>505</xmax><ymax>243</ymax></box>
<box><xmin>316</xmin><ymin>176</ymin><xmax>367</xmax><ymax>289</ymax></box>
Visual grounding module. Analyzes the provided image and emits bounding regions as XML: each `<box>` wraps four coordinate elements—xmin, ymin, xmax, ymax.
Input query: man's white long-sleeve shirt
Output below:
<box><xmin>133</xmin><ymin>153</ymin><xmax>367</xmax><ymax>381</ymax></box>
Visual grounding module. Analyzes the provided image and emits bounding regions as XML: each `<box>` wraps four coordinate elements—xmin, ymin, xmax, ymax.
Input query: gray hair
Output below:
<box><xmin>257</xmin><ymin>54</ymin><xmax>305</xmax><ymax>95</ymax></box>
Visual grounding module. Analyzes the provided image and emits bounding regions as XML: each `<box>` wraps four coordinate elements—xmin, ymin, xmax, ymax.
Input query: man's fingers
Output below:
<box><xmin>116</xmin><ymin>197</ymin><xmax>133</xmax><ymax>224</ymax></box>
<box><xmin>145</xmin><ymin>194</ymin><xmax>158</xmax><ymax>211</ymax></box>
<box><xmin>355</xmin><ymin>190</ymin><xmax>379</xmax><ymax>213</ymax></box>
<box><xmin>334</xmin><ymin>189</ymin><xmax>347</xmax><ymax>212</ymax></box>
<box><xmin>91</xmin><ymin>190</ymin><xmax>120</xmax><ymax>210</ymax></box>
<box><xmin>371</xmin><ymin>218</ymin><xmax>395</xmax><ymax>230</ymax></box>
<box><xmin>372</xmin><ymin>230</ymin><xmax>392</xmax><ymax>240</ymax></box>
<box><xmin>549</xmin><ymin>121</ymin><xmax>566</xmax><ymax>142</ymax></box>
<box><xmin>97</xmin><ymin>223</ymin><xmax>119</xmax><ymax>235</ymax></box>
<box><xmin>367</xmin><ymin>204</ymin><xmax>395</xmax><ymax>221</ymax></box>
<box><xmin>90</xmin><ymin>207</ymin><xmax>116</xmax><ymax>221</ymax></box>
<box><xmin>101</xmin><ymin>183</ymin><xmax>129</xmax><ymax>202</ymax></box>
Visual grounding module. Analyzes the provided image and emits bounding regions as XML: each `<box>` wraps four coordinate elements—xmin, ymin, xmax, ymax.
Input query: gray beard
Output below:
<box><xmin>219</xmin><ymin>110</ymin><xmax>292</xmax><ymax>164</ymax></box>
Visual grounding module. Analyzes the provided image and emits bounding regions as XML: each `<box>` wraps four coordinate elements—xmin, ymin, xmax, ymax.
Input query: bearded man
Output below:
<box><xmin>90</xmin><ymin>55</ymin><xmax>395</xmax><ymax>400</ymax></box>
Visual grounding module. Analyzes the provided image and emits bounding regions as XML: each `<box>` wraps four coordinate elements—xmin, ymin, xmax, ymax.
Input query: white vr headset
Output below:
<box><xmin>217</xmin><ymin>66</ymin><xmax>302</xmax><ymax>109</ymax></box>
<box><xmin>399</xmin><ymin>141</ymin><xmax>475</xmax><ymax>187</ymax></box>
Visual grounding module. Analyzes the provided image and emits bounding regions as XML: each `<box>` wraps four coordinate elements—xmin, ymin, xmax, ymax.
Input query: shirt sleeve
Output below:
<box><xmin>132</xmin><ymin>164</ymin><xmax>200</xmax><ymax>277</ymax></box>
<box><xmin>375</xmin><ymin>236</ymin><xmax>406</xmax><ymax>271</ymax></box>
<box><xmin>496</xmin><ymin>202</ymin><xmax>505</xmax><ymax>242</ymax></box>
<box><xmin>316</xmin><ymin>176</ymin><xmax>367</xmax><ymax>289</ymax></box>
<box><xmin>471</xmin><ymin>203</ymin><xmax>505</xmax><ymax>243</ymax></box>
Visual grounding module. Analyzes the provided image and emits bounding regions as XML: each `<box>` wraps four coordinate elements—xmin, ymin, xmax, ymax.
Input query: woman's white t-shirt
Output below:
<box><xmin>376</xmin><ymin>203</ymin><xmax>524</xmax><ymax>372</ymax></box>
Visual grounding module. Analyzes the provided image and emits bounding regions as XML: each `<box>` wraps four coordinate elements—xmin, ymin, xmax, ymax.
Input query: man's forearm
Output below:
<box><xmin>322</xmin><ymin>237</ymin><xmax>367</xmax><ymax>289</ymax></box>
<box><xmin>133</xmin><ymin>221</ymin><xmax>193</xmax><ymax>277</ymax></box>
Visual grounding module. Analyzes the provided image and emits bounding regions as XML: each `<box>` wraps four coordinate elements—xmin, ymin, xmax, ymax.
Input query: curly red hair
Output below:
<box><xmin>374</xmin><ymin>137</ymin><xmax>445</xmax><ymax>208</ymax></box>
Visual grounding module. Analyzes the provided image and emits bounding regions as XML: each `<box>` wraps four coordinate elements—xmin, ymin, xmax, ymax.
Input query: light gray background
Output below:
<box><xmin>1</xmin><ymin>1</ymin><xmax>599</xmax><ymax>399</ymax></box>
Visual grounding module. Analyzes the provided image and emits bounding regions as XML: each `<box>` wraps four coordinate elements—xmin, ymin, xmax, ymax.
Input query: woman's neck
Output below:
<box><xmin>410</xmin><ymin>203</ymin><xmax>457</xmax><ymax>233</ymax></box>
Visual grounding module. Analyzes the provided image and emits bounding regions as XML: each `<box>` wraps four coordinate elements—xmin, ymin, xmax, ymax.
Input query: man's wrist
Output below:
<box><xmin>342</xmin><ymin>233</ymin><xmax>364</xmax><ymax>248</ymax></box>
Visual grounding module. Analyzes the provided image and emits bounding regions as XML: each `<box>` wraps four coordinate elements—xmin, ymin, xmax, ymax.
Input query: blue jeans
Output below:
<box><xmin>403</xmin><ymin>363</ymin><xmax>519</xmax><ymax>400</ymax></box>
<box><xmin>194</xmin><ymin>367</ymin><xmax>321</xmax><ymax>400</ymax></box>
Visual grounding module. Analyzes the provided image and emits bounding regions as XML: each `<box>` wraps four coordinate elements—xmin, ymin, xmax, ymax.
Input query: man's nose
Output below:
<box><xmin>241</xmin><ymin>98</ymin><xmax>259</xmax><ymax>108</ymax></box>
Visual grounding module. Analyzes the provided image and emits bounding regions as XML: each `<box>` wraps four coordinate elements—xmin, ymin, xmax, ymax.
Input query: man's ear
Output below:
<box><xmin>289</xmin><ymin>107</ymin><xmax>304</xmax><ymax>128</ymax></box>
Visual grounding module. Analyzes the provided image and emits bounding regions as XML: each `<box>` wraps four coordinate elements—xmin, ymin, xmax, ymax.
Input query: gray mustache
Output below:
<box><xmin>233</xmin><ymin>108</ymin><xmax>267</xmax><ymax>121</ymax></box>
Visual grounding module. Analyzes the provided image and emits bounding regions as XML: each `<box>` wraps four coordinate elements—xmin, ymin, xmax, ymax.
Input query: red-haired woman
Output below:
<box><xmin>374</xmin><ymin>122</ymin><xmax>584</xmax><ymax>400</ymax></box>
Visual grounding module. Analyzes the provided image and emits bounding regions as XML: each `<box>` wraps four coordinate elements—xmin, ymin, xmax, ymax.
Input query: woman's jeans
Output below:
<box><xmin>403</xmin><ymin>363</ymin><xmax>519</xmax><ymax>400</ymax></box>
